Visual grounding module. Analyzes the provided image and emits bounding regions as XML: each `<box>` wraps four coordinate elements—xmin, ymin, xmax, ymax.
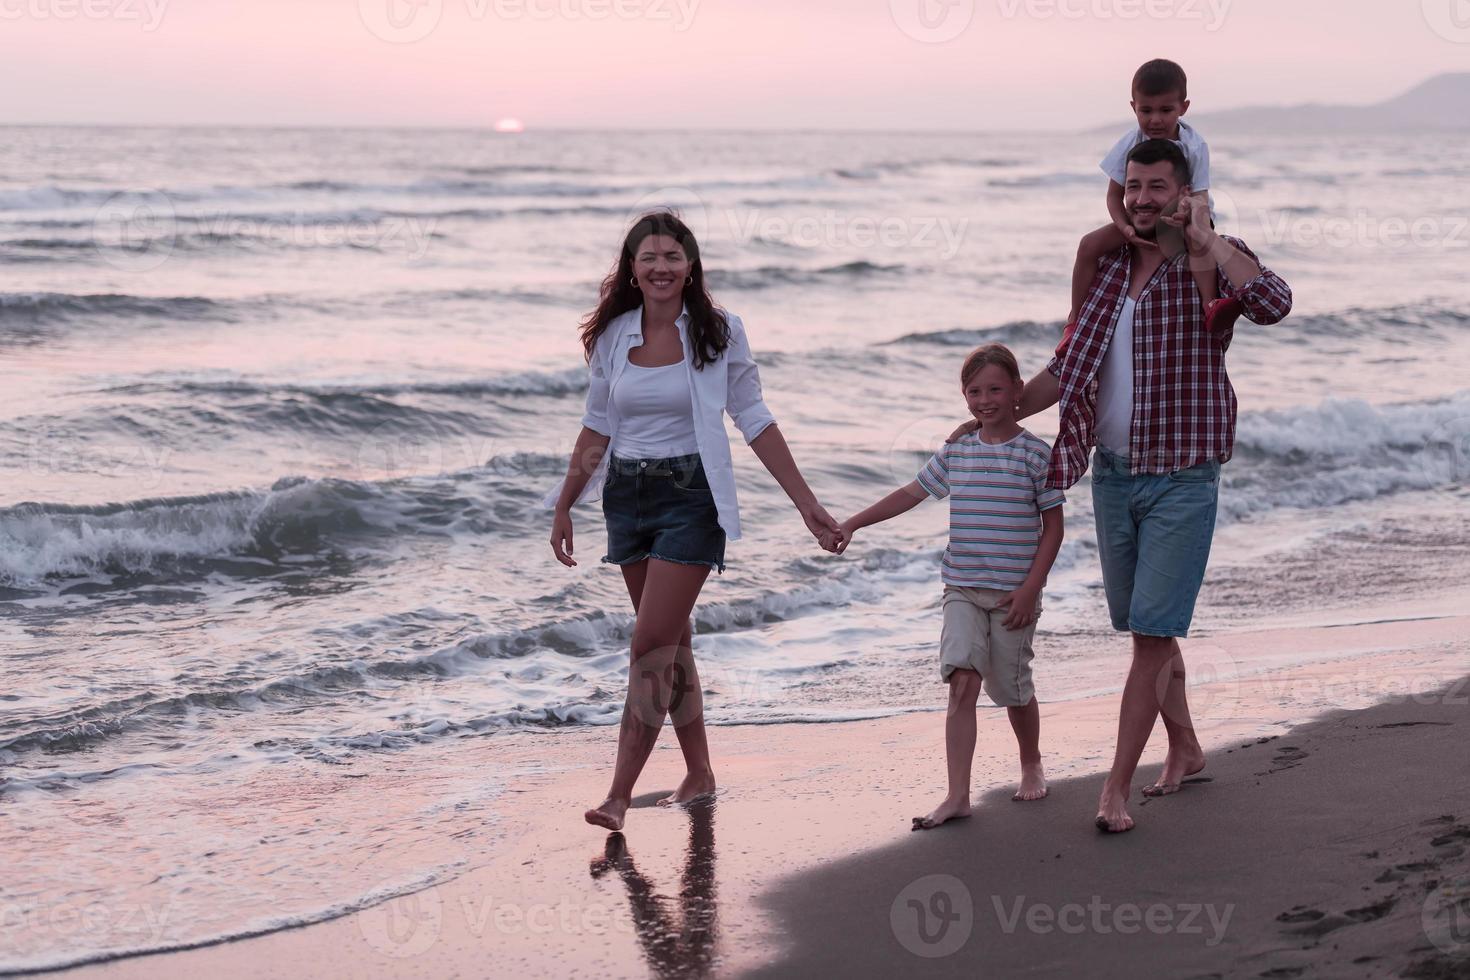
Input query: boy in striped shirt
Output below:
<box><xmin>835</xmin><ymin>344</ymin><xmax>1065</xmax><ymax>830</ymax></box>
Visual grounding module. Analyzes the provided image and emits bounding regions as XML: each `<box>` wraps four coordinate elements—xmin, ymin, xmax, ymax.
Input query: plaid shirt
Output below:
<box><xmin>1045</xmin><ymin>236</ymin><xmax>1293</xmax><ymax>490</ymax></box>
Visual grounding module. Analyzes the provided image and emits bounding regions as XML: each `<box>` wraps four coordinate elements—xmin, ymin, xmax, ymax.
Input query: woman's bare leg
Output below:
<box><xmin>615</xmin><ymin>560</ymin><xmax>715</xmax><ymax>806</ymax></box>
<box><xmin>586</xmin><ymin>558</ymin><xmax>712</xmax><ymax>830</ymax></box>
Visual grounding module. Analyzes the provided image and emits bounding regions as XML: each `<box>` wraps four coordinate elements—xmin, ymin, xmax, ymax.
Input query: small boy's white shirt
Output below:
<box><xmin>1100</xmin><ymin>117</ymin><xmax>1211</xmax><ymax>194</ymax></box>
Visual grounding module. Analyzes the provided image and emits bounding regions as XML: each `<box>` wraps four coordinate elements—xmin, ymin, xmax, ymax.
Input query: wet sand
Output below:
<box><xmin>47</xmin><ymin>609</ymin><xmax>1470</xmax><ymax>979</ymax></box>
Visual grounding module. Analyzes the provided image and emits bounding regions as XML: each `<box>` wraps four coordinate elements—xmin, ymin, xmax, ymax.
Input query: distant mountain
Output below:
<box><xmin>1093</xmin><ymin>73</ymin><xmax>1470</xmax><ymax>133</ymax></box>
<box><xmin>1191</xmin><ymin>73</ymin><xmax>1470</xmax><ymax>132</ymax></box>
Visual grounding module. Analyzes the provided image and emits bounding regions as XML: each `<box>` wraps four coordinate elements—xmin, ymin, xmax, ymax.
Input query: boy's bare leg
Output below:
<box><xmin>1142</xmin><ymin>640</ymin><xmax>1205</xmax><ymax>796</ymax></box>
<box><xmin>1095</xmin><ymin>633</ymin><xmax>1179</xmax><ymax>833</ymax></box>
<box><xmin>1186</xmin><ymin>192</ymin><xmax>1219</xmax><ymax>310</ymax></box>
<box><xmin>1069</xmin><ymin>223</ymin><xmax>1128</xmax><ymax>322</ymax></box>
<box><xmin>1006</xmin><ymin>696</ymin><xmax>1048</xmax><ymax>800</ymax></box>
<box><xmin>914</xmin><ymin>669</ymin><xmax>982</xmax><ymax>830</ymax></box>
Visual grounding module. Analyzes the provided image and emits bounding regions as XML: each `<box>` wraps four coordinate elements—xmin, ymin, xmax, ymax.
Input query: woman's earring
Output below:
<box><xmin>685</xmin><ymin>275</ymin><xmax>693</xmax><ymax>286</ymax></box>
<box><xmin>630</xmin><ymin>276</ymin><xmax>639</xmax><ymax>289</ymax></box>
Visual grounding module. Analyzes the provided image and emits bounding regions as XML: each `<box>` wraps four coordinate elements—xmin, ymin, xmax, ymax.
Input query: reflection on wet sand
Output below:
<box><xmin>591</xmin><ymin>798</ymin><xmax>718</xmax><ymax>978</ymax></box>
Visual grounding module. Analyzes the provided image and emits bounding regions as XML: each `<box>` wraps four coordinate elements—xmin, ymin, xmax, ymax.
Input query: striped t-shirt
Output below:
<box><xmin>916</xmin><ymin>429</ymin><xmax>1065</xmax><ymax>590</ymax></box>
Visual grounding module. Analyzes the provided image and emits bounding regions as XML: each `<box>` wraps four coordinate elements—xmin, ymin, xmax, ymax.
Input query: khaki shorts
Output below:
<box><xmin>938</xmin><ymin>585</ymin><xmax>1042</xmax><ymax>707</ymax></box>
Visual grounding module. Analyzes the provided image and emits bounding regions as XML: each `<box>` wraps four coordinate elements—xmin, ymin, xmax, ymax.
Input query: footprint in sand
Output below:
<box><xmin>1260</xmin><ymin>746</ymin><xmax>1309</xmax><ymax>774</ymax></box>
<box><xmin>1345</xmin><ymin>897</ymin><xmax>1396</xmax><ymax>922</ymax></box>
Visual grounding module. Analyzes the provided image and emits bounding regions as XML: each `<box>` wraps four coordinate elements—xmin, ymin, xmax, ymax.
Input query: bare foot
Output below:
<box><xmin>1012</xmin><ymin>762</ymin><xmax>1049</xmax><ymax>801</ymax></box>
<box><xmin>585</xmin><ymin>797</ymin><xmax>630</xmax><ymax>831</ymax></box>
<box><xmin>1142</xmin><ymin>745</ymin><xmax>1206</xmax><ymax>797</ymax></box>
<box><xmin>912</xmin><ymin>796</ymin><xmax>972</xmax><ymax>831</ymax></box>
<box><xmin>1095</xmin><ymin>785</ymin><xmax>1134</xmax><ymax>833</ymax></box>
<box><xmin>657</xmin><ymin>769</ymin><xmax>716</xmax><ymax>807</ymax></box>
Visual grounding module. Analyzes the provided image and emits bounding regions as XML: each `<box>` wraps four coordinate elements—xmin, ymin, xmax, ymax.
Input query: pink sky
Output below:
<box><xmin>0</xmin><ymin>0</ymin><xmax>1464</xmax><ymax>129</ymax></box>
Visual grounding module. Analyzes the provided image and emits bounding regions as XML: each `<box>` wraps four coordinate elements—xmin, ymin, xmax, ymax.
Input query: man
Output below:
<box><xmin>954</xmin><ymin>138</ymin><xmax>1293</xmax><ymax>832</ymax></box>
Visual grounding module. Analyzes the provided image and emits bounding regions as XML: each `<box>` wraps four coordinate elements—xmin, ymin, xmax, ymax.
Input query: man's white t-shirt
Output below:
<box><xmin>1095</xmin><ymin>296</ymin><xmax>1137</xmax><ymax>456</ymax></box>
<box><xmin>1100</xmin><ymin>118</ymin><xmax>1211</xmax><ymax>192</ymax></box>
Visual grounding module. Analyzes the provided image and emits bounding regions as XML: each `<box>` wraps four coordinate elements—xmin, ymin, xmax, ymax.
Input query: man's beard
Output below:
<box><xmin>1128</xmin><ymin>210</ymin><xmax>1161</xmax><ymax>240</ymax></box>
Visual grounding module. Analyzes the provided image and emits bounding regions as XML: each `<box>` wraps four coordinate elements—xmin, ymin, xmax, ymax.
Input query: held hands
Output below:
<box><xmin>817</xmin><ymin>519</ymin><xmax>855</xmax><ymax>556</ymax></box>
<box><xmin>801</xmin><ymin>500</ymin><xmax>847</xmax><ymax>554</ymax></box>
<box><xmin>996</xmin><ymin>581</ymin><xmax>1041</xmax><ymax>630</ymax></box>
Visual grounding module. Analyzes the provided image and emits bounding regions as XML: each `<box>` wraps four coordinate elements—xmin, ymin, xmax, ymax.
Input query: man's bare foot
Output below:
<box><xmin>585</xmin><ymin>797</ymin><xmax>630</xmax><ymax>831</ymax></box>
<box><xmin>1012</xmin><ymin>762</ymin><xmax>1048</xmax><ymax>801</ymax></box>
<box><xmin>1095</xmin><ymin>786</ymin><xmax>1134</xmax><ymax>833</ymax></box>
<box><xmin>1142</xmin><ymin>745</ymin><xmax>1206</xmax><ymax>797</ymax></box>
<box><xmin>657</xmin><ymin>769</ymin><xmax>716</xmax><ymax>807</ymax></box>
<box><xmin>912</xmin><ymin>796</ymin><xmax>972</xmax><ymax>831</ymax></box>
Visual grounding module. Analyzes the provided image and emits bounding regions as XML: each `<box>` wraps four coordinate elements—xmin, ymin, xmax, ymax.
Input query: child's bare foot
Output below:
<box><xmin>1142</xmin><ymin>745</ymin><xmax>1206</xmax><ymax>797</ymax></box>
<box><xmin>1012</xmin><ymin>762</ymin><xmax>1048</xmax><ymax>801</ymax></box>
<box><xmin>1094</xmin><ymin>785</ymin><xmax>1134</xmax><ymax>833</ymax></box>
<box><xmin>585</xmin><ymin>797</ymin><xmax>630</xmax><ymax>831</ymax></box>
<box><xmin>657</xmin><ymin>769</ymin><xmax>716</xmax><ymax>807</ymax></box>
<box><xmin>911</xmin><ymin>796</ymin><xmax>972</xmax><ymax>831</ymax></box>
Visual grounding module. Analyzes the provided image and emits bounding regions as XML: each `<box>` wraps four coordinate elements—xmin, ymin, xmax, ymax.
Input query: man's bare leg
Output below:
<box><xmin>1007</xmin><ymin>696</ymin><xmax>1048</xmax><ymax>801</ymax></box>
<box><xmin>586</xmin><ymin>559</ymin><xmax>712</xmax><ymax>831</ymax></box>
<box><xmin>1142</xmin><ymin>639</ymin><xmax>1206</xmax><ymax>796</ymax></box>
<box><xmin>914</xmin><ymin>669</ymin><xmax>982</xmax><ymax>830</ymax></box>
<box><xmin>1095</xmin><ymin>633</ymin><xmax>1177</xmax><ymax>833</ymax></box>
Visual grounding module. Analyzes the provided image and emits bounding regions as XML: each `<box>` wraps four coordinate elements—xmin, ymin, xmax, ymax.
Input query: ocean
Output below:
<box><xmin>2</xmin><ymin>125</ymin><xmax>1468</xmax><ymax>971</ymax></box>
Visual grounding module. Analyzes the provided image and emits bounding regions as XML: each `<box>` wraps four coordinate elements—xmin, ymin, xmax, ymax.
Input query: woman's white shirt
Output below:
<box><xmin>609</xmin><ymin>360</ymin><xmax>699</xmax><ymax>459</ymax></box>
<box><xmin>542</xmin><ymin>305</ymin><xmax>777</xmax><ymax>540</ymax></box>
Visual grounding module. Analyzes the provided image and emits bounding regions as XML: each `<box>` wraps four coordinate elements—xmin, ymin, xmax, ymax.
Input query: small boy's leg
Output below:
<box><xmin>1006</xmin><ymin>697</ymin><xmax>1048</xmax><ymax>801</ymax></box>
<box><xmin>913</xmin><ymin>669</ymin><xmax>983</xmax><ymax>830</ymax></box>
<box><xmin>1070</xmin><ymin>223</ymin><xmax>1126</xmax><ymax>322</ymax></box>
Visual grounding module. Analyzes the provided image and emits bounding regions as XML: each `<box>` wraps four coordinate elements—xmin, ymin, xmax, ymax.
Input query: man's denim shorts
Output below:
<box><xmin>1090</xmin><ymin>447</ymin><xmax>1221</xmax><ymax>638</ymax></box>
<box><xmin>602</xmin><ymin>452</ymin><xmax>726</xmax><ymax>574</ymax></box>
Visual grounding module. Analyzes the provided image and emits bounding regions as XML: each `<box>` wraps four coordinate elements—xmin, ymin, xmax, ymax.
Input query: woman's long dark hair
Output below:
<box><xmin>580</xmin><ymin>210</ymin><xmax>730</xmax><ymax>370</ymax></box>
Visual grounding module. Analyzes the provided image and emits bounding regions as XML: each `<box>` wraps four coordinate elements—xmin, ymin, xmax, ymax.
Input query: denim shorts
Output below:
<box><xmin>1090</xmin><ymin>447</ymin><xmax>1220</xmax><ymax>638</ymax></box>
<box><xmin>602</xmin><ymin>452</ymin><xmax>726</xmax><ymax>574</ymax></box>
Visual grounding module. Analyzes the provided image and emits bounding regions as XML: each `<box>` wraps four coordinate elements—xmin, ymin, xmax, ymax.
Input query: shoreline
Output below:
<box><xmin>25</xmin><ymin>608</ymin><xmax>1470</xmax><ymax>979</ymax></box>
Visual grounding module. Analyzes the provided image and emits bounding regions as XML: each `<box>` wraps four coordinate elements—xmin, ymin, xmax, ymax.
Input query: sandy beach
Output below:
<box><xmin>40</xmin><ymin>595</ymin><xmax>1470</xmax><ymax>980</ymax></box>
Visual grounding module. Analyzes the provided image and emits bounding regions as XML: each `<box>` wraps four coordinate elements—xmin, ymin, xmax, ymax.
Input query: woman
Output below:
<box><xmin>546</xmin><ymin>210</ymin><xmax>841</xmax><ymax>831</ymax></box>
